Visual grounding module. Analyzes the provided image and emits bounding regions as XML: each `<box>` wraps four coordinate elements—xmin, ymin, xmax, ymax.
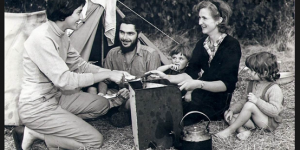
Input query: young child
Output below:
<box><xmin>147</xmin><ymin>44</ymin><xmax>193</xmax><ymax>101</ymax></box>
<box><xmin>215</xmin><ymin>52</ymin><xmax>284</xmax><ymax>140</ymax></box>
<box><xmin>157</xmin><ymin>44</ymin><xmax>191</xmax><ymax>75</ymax></box>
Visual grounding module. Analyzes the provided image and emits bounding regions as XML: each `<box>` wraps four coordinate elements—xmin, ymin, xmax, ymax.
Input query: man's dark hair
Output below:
<box><xmin>118</xmin><ymin>14</ymin><xmax>143</xmax><ymax>33</ymax></box>
<box><xmin>46</xmin><ymin>0</ymin><xmax>86</xmax><ymax>22</ymax></box>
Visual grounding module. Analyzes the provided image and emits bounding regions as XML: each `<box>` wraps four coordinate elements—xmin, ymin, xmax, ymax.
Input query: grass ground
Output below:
<box><xmin>4</xmin><ymin>37</ymin><xmax>295</xmax><ymax>149</ymax></box>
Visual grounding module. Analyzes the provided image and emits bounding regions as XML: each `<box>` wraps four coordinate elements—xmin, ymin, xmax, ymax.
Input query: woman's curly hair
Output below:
<box><xmin>245</xmin><ymin>52</ymin><xmax>280</xmax><ymax>82</ymax></box>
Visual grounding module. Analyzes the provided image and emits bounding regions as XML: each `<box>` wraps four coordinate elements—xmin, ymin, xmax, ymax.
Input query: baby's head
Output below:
<box><xmin>245</xmin><ymin>52</ymin><xmax>280</xmax><ymax>82</ymax></box>
<box><xmin>169</xmin><ymin>44</ymin><xmax>192</xmax><ymax>71</ymax></box>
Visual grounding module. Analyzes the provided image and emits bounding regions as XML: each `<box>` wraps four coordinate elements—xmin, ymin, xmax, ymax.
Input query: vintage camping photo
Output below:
<box><xmin>5</xmin><ymin>0</ymin><xmax>294</xmax><ymax>149</ymax></box>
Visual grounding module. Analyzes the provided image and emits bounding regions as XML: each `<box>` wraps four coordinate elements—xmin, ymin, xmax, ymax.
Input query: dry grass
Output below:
<box><xmin>4</xmin><ymin>33</ymin><xmax>294</xmax><ymax>149</ymax></box>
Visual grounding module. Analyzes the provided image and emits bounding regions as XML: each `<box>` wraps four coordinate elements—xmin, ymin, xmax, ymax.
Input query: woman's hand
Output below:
<box><xmin>224</xmin><ymin>109</ymin><xmax>233</xmax><ymax>123</ymax></box>
<box><xmin>108</xmin><ymin>71</ymin><xmax>125</xmax><ymax>84</ymax></box>
<box><xmin>146</xmin><ymin>70</ymin><xmax>166</xmax><ymax>79</ymax></box>
<box><xmin>178</xmin><ymin>79</ymin><xmax>201</xmax><ymax>91</ymax></box>
<box><xmin>247</xmin><ymin>93</ymin><xmax>258</xmax><ymax>104</ymax></box>
<box><xmin>98</xmin><ymin>92</ymin><xmax>105</xmax><ymax>96</ymax></box>
<box><xmin>184</xmin><ymin>91</ymin><xmax>192</xmax><ymax>102</ymax></box>
<box><xmin>116</xmin><ymin>71</ymin><xmax>136</xmax><ymax>80</ymax></box>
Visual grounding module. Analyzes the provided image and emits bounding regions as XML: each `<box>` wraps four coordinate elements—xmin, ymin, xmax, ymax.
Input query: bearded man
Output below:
<box><xmin>97</xmin><ymin>14</ymin><xmax>161</xmax><ymax>127</ymax></box>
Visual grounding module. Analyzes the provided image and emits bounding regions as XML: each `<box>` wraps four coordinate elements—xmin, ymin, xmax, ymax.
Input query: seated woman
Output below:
<box><xmin>178</xmin><ymin>0</ymin><xmax>242</xmax><ymax>125</ymax></box>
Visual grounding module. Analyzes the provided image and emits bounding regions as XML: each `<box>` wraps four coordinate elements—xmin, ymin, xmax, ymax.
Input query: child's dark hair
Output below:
<box><xmin>118</xmin><ymin>14</ymin><xmax>143</xmax><ymax>34</ymax></box>
<box><xmin>245</xmin><ymin>52</ymin><xmax>280</xmax><ymax>82</ymax></box>
<box><xmin>46</xmin><ymin>0</ymin><xmax>86</xmax><ymax>22</ymax></box>
<box><xmin>169</xmin><ymin>44</ymin><xmax>192</xmax><ymax>61</ymax></box>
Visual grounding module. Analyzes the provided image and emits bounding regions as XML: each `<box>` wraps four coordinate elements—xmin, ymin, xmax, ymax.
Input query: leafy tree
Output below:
<box><xmin>5</xmin><ymin>0</ymin><xmax>294</xmax><ymax>48</ymax></box>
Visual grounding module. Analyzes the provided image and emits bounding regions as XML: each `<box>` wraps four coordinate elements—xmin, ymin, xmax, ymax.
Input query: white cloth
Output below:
<box><xmin>82</xmin><ymin>0</ymin><xmax>117</xmax><ymax>46</ymax></box>
<box><xmin>5</xmin><ymin>11</ymin><xmax>47</xmax><ymax>125</ymax></box>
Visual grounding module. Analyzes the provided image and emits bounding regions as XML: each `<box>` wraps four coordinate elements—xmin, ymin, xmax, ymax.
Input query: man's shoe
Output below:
<box><xmin>109</xmin><ymin>111</ymin><xmax>131</xmax><ymax>128</ymax></box>
<box><xmin>12</xmin><ymin>126</ymin><xmax>25</xmax><ymax>150</ymax></box>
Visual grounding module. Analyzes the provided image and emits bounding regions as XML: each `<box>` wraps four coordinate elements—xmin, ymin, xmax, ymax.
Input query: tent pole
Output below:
<box><xmin>101</xmin><ymin>26</ymin><xmax>104</xmax><ymax>67</ymax></box>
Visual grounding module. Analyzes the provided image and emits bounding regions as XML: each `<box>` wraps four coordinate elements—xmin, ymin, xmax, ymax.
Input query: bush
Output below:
<box><xmin>4</xmin><ymin>0</ymin><xmax>46</xmax><ymax>13</ymax></box>
<box><xmin>117</xmin><ymin>0</ymin><xmax>294</xmax><ymax>47</ymax></box>
<box><xmin>5</xmin><ymin>0</ymin><xmax>294</xmax><ymax>48</ymax></box>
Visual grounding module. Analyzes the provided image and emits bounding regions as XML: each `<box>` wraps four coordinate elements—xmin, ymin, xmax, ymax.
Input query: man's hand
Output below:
<box><xmin>178</xmin><ymin>79</ymin><xmax>201</xmax><ymax>91</ymax></box>
<box><xmin>247</xmin><ymin>93</ymin><xmax>258</xmax><ymax>104</ymax></box>
<box><xmin>117</xmin><ymin>88</ymin><xmax>129</xmax><ymax>100</ymax></box>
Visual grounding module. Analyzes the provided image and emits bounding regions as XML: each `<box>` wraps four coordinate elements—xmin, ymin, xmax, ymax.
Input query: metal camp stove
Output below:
<box><xmin>128</xmin><ymin>79</ymin><xmax>183</xmax><ymax>150</ymax></box>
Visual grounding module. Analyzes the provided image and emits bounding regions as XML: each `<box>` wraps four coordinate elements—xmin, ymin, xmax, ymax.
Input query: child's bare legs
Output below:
<box><xmin>227</xmin><ymin>114</ymin><xmax>256</xmax><ymax>140</ymax></box>
<box><xmin>22</xmin><ymin>126</ymin><xmax>44</xmax><ymax>150</ymax></box>
<box><xmin>216</xmin><ymin>102</ymin><xmax>268</xmax><ymax>138</ymax></box>
<box><xmin>87</xmin><ymin>87</ymin><xmax>97</xmax><ymax>95</ymax></box>
<box><xmin>227</xmin><ymin>114</ymin><xmax>256</xmax><ymax>132</ymax></box>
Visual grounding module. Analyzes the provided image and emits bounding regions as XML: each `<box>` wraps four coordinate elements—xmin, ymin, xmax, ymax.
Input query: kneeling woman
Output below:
<box><xmin>15</xmin><ymin>0</ymin><xmax>126</xmax><ymax>149</ymax></box>
<box><xmin>179</xmin><ymin>0</ymin><xmax>241</xmax><ymax>124</ymax></box>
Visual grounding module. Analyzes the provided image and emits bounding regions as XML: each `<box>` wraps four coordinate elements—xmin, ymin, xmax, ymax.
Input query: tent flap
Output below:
<box><xmin>5</xmin><ymin>11</ymin><xmax>47</xmax><ymax>126</ymax></box>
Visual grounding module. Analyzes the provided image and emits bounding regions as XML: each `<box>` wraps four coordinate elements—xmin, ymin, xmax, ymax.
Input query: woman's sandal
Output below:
<box><xmin>12</xmin><ymin>126</ymin><xmax>25</xmax><ymax>150</ymax></box>
<box><xmin>236</xmin><ymin>130</ymin><xmax>252</xmax><ymax>140</ymax></box>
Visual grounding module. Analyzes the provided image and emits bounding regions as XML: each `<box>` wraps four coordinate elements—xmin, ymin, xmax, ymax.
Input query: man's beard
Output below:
<box><xmin>120</xmin><ymin>38</ymin><xmax>138</xmax><ymax>54</ymax></box>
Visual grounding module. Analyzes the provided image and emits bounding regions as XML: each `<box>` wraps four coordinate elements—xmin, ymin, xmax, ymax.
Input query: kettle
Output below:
<box><xmin>179</xmin><ymin>111</ymin><xmax>212</xmax><ymax>150</ymax></box>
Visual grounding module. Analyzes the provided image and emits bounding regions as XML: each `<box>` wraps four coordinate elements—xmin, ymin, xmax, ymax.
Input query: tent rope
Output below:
<box><xmin>117</xmin><ymin>0</ymin><xmax>180</xmax><ymax>44</ymax></box>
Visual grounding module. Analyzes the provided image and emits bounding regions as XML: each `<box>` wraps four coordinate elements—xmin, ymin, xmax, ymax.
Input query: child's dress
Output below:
<box><xmin>229</xmin><ymin>80</ymin><xmax>284</xmax><ymax>131</ymax></box>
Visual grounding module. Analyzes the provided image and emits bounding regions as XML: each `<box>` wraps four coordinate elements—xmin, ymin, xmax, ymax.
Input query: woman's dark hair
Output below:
<box><xmin>169</xmin><ymin>44</ymin><xmax>192</xmax><ymax>61</ymax></box>
<box><xmin>245</xmin><ymin>52</ymin><xmax>280</xmax><ymax>82</ymax></box>
<box><xmin>193</xmin><ymin>0</ymin><xmax>232</xmax><ymax>33</ymax></box>
<box><xmin>46</xmin><ymin>0</ymin><xmax>86</xmax><ymax>22</ymax></box>
<box><xmin>118</xmin><ymin>14</ymin><xmax>143</xmax><ymax>34</ymax></box>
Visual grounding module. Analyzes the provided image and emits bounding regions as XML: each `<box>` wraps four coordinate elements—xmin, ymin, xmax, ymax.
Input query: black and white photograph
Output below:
<box><xmin>4</xmin><ymin>0</ymin><xmax>295</xmax><ymax>149</ymax></box>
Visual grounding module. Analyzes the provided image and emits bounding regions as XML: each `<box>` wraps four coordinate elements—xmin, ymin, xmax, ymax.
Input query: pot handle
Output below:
<box><xmin>179</xmin><ymin>111</ymin><xmax>211</xmax><ymax>132</ymax></box>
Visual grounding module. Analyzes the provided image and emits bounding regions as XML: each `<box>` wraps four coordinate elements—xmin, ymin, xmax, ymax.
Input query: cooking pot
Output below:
<box><xmin>180</xmin><ymin>111</ymin><xmax>212</xmax><ymax>150</ymax></box>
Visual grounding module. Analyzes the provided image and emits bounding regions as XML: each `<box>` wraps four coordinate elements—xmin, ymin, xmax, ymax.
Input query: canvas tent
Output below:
<box><xmin>5</xmin><ymin>0</ymin><xmax>170</xmax><ymax>126</ymax></box>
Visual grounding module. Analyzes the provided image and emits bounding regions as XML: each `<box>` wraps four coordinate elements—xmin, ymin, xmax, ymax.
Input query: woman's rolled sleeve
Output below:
<box><xmin>66</xmin><ymin>44</ymin><xmax>103</xmax><ymax>73</ymax></box>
